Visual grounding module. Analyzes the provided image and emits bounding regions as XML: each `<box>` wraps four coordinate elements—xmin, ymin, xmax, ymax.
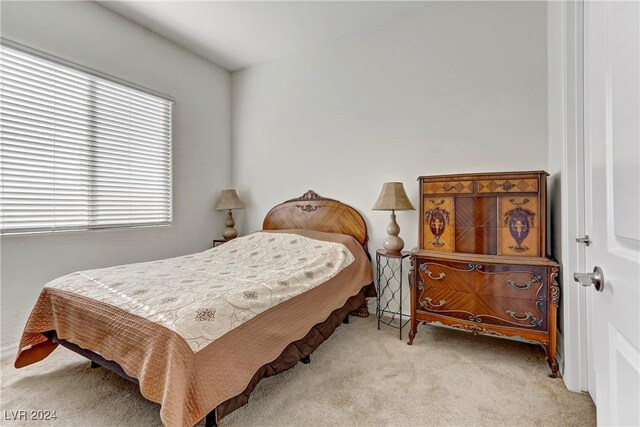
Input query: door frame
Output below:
<box><xmin>548</xmin><ymin>0</ymin><xmax>589</xmax><ymax>393</ymax></box>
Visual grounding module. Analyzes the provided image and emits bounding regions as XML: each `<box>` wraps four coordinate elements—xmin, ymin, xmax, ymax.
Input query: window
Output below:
<box><xmin>0</xmin><ymin>44</ymin><xmax>173</xmax><ymax>234</ymax></box>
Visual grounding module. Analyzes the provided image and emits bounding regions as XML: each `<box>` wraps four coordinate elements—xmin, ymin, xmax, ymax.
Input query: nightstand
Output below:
<box><xmin>376</xmin><ymin>249</ymin><xmax>411</xmax><ymax>339</ymax></box>
<box><xmin>212</xmin><ymin>239</ymin><xmax>226</xmax><ymax>248</ymax></box>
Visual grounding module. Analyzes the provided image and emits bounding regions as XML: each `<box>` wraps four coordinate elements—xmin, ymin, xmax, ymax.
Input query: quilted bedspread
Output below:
<box><xmin>15</xmin><ymin>230</ymin><xmax>372</xmax><ymax>427</ymax></box>
<box><xmin>44</xmin><ymin>232</ymin><xmax>355</xmax><ymax>351</ymax></box>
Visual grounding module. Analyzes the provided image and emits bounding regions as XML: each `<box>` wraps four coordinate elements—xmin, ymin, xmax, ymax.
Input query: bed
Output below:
<box><xmin>14</xmin><ymin>190</ymin><xmax>374</xmax><ymax>427</ymax></box>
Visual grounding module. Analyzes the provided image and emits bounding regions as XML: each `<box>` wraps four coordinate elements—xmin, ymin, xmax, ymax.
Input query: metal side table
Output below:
<box><xmin>376</xmin><ymin>249</ymin><xmax>411</xmax><ymax>339</ymax></box>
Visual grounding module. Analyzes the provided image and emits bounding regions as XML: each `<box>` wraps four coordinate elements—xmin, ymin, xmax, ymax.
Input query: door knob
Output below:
<box><xmin>573</xmin><ymin>266</ymin><xmax>604</xmax><ymax>291</ymax></box>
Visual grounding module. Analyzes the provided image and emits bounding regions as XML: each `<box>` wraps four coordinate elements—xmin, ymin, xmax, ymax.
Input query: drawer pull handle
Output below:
<box><xmin>423</xmin><ymin>298</ymin><xmax>447</xmax><ymax>308</ymax></box>
<box><xmin>509</xmin><ymin>198</ymin><xmax>529</xmax><ymax>206</ymax></box>
<box><xmin>506</xmin><ymin>275</ymin><xmax>541</xmax><ymax>290</ymax></box>
<box><xmin>440</xmin><ymin>184</ymin><xmax>454</xmax><ymax>191</ymax></box>
<box><xmin>506</xmin><ymin>310</ymin><xmax>542</xmax><ymax>326</ymax></box>
<box><xmin>499</xmin><ymin>183</ymin><xmax>515</xmax><ymax>190</ymax></box>
<box><xmin>420</xmin><ymin>265</ymin><xmax>447</xmax><ymax>280</ymax></box>
<box><xmin>427</xmin><ymin>270</ymin><xmax>446</xmax><ymax>280</ymax></box>
<box><xmin>428</xmin><ymin>198</ymin><xmax>445</xmax><ymax>205</ymax></box>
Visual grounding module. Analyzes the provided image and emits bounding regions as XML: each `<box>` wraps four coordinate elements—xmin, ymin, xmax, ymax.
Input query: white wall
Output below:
<box><xmin>232</xmin><ymin>1</ymin><xmax>548</xmax><ymax>260</ymax></box>
<box><xmin>0</xmin><ymin>1</ymin><xmax>231</xmax><ymax>356</ymax></box>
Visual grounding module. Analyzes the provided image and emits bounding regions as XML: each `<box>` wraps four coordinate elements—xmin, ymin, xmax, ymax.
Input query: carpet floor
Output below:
<box><xmin>1</xmin><ymin>315</ymin><xmax>595</xmax><ymax>426</ymax></box>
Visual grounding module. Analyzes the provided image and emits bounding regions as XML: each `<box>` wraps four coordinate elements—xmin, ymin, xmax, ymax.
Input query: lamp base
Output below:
<box><xmin>383</xmin><ymin>235</ymin><xmax>405</xmax><ymax>252</ymax></box>
<box><xmin>222</xmin><ymin>210</ymin><xmax>238</xmax><ymax>241</ymax></box>
<box><xmin>383</xmin><ymin>212</ymin><xmax>405</xmax><ymax>252</ymax></box>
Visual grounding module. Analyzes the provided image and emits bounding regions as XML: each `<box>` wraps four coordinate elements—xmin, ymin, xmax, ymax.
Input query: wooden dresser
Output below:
<box><xmin>408</xmin><ymin>171</ymin><xmax>560</xmax><ymax>377</ymax></box>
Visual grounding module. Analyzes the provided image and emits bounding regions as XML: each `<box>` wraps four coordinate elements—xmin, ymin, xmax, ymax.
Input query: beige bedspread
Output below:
<box><xmin>15</xmin><ymin>229</ymin><xmax>373</xmax><ymax>427</ymax></box>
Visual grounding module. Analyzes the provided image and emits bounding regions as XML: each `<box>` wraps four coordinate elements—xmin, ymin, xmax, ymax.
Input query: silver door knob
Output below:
<box><xmin>573</xmin><ymin>266</ymin><xmax>604</xmax><ymax>291</ymax></box>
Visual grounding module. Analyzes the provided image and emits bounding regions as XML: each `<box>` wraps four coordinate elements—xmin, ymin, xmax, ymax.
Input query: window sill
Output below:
<box><xmin>0</xmin><ymin>222</ymin><xmax>173</xmax><ymax>237</ymax></box>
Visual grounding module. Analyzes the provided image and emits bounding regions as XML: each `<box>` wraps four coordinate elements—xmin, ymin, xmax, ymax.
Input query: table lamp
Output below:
<box><xmin>372</xmin><ymin>182</ymin><xmax>415</xmax><ymax>252</ymax></box>
<box><xmin>215</xmin><ymin>189</ymin><xmax>245</xmax><ymax>241</ymax></box>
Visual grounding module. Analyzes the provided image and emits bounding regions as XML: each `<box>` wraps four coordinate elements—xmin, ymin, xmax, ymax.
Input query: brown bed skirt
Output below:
<box><xmin>50</xmin><ymin>285</ymin><xmax>371</xmax><ymax>425</ymax></box>
<box><xmin>214</xmin><ymin>286</ymin><xmax>368</xmax><ymax>423</ymax></box>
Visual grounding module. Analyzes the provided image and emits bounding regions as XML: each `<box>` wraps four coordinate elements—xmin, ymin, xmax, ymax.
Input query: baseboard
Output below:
<box><xmin>556</xmin><ymin>328</ymin><xmax>565</xmax><ymax>376</ymax></box>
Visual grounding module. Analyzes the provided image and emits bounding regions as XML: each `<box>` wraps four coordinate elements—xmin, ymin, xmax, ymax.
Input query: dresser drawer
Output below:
<box><xmin>477</xmin><ymin>178</ymin><xmax>539</xmax><ymax>193</ymax></box>
<box><xmin>476</xmin><ymin>295</ymin><xmax>546</xmax><ymax>330</ymax></box>
<box><xmin>416</xmin><ymin>261</ymin><xmax>475</xmax><ymax>293</ymax></box>
<box><xmin>416</xmin><ymin>287</ymin><xmax>475</xmax><ymax>320</ymax></box>
<box><xmin>416</xmin><ymin>287</ymin><xmax>546</xmax><ymax>331</ymax></box>
<box><xmin>475</xmin><ymin>270</ymin><xmax>546</xmax><ymax>300</ymax></box>
<box><xmin>423</xmin><ymin>180</ymin><xmax>474</xmax><ymax>195</ymax></box>
<box><xmin>416</xmin><ymin>259</ymin><xmax>547</xmax><ymax>300</ymax></box>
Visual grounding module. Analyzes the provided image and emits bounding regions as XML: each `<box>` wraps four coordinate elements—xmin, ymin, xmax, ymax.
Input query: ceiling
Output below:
<box><xmin>97</xmin><ymin>1</ymin><xmax>428</xmax><ymax>71</ymax></box>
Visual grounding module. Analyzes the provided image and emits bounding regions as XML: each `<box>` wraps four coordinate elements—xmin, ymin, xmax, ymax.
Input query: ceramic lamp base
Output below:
<box><xmin>383</xmin><ymin>211</ymin><xmax>405</xmax><ymax>252</ymax></box>
<box><xmin>222</xmin><ymin>210</ymin><xmax>238</xmax><ymax>241</ymax></box>
<box><xmin>383</xmin><ymin>235</ymin><xmax>405</xmax><ymax>252</ymax></box>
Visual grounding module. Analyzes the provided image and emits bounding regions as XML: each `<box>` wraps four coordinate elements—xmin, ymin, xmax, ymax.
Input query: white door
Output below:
<box><xmin>583</xmin><ymin>1</ymin><xmax>640</xmax><ymax>425</ymax></box>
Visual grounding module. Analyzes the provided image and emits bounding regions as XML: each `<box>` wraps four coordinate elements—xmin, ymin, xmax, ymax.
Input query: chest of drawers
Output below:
<box><xmin>408</xmin><ymin>171</ymin><xmax>560</xmax><ymax>377</ymax></box>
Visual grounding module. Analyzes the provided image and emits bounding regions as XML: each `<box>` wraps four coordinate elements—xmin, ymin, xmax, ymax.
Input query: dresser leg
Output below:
<box><xmin>407</xmin><ymin>254</ymin><xmax>418</xmax><ymax>345</ymax></box>
<box><xmin>543</xmin><ymin>343</ymin><xmax>559</xmax><ymax>378</ymax></box>
<box><xmin>408</xmin><ymin>327</ymin><xmax>416</xmax><ymax>345</ymax></box>
<box><xmin>548</xmin><ymin>358</ymin><xmax>559</xmax><ymax>378</ymax></box>
<box><xmin>547</xmin><ymin>266</ymin><xmax>560</xmax><ymax>378</ymax></box>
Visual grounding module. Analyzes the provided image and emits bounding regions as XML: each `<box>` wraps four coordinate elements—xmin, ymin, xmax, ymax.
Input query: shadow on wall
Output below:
<box><xmin>547</xmin><ymin>172</ymin><xmax>563</xmax><ymax>333</ymax></box>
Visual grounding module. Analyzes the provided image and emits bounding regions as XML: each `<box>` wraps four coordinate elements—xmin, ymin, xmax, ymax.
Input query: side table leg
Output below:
<box><xmin>399</xmin><ymin>259</ymin><xmax>403</xmax><ymax>340</ymax></box>
<box><xmin>376</xmin><ymin>253</ymin><xmax>381</xmax><ymax>330</ymax></box>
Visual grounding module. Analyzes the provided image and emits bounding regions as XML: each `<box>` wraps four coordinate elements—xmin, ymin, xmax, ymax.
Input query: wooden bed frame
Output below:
<box><xmin>263</xmin><ymin>190</ymin><xmax>369</xmax><ymax>252</ymax></box>
<box><xmin>50</xmin><ymin>190</ymin><xmax>372</xmax><ymax>426</ymax></box>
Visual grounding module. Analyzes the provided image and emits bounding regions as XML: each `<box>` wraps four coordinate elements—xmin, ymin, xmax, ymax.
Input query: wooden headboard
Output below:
<box><xmin>263</xmin><ymin>190</ymin><xmax>369</xmax><ymax>250</ymax></box>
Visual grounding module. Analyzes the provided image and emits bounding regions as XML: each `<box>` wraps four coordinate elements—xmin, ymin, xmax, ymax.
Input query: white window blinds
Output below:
<box><xmin>0</xmin><ymin>45</ymin><xmax>173</xmax><ymax>234</ymax></box>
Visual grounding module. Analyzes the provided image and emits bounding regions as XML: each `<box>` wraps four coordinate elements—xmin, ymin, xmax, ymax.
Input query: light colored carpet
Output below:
<box><xmin>1</xmin><ymin>316</ymin><xmax>594</xmax><ymax>426</ymax></box>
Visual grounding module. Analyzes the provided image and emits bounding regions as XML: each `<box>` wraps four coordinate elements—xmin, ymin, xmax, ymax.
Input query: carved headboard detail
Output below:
<box><xmin>263</xmin><ymin>190</ymin><xmax>369</xmax><ymax>250</ymax></box>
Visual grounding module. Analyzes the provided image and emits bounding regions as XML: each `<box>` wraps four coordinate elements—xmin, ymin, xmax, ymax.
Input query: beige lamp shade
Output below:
<box><xmin>372</xmin><ymin>182</ymin><xmax>414</xmax><ymax>252</ymax></box>
<box><xmin>215</xmin><ymin>189</ymin><xmax>245</xmax><ymax>210</ymax></box>
<box><xmin>372</xmin><ymin>182</ymin><xmax>415</xmax><ymax>211</ymax></box>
